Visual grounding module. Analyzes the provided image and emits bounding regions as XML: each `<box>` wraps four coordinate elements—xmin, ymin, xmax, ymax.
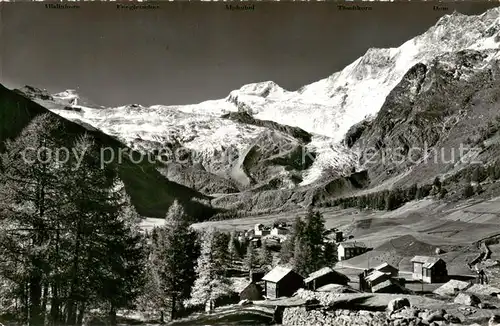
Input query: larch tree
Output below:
<box><xmin>279</xmin><ymin>216</ymin><xmax>305</xmax><ymax>265</ymax></box>
<box><xmin>0</xmin><ymin>114</ymin><xmax>68</xmax><ymax>325</ymax></box>
<box><xmin>186</xmin><ymin>228</ymin><xmax>232</xmax><ymax>311</ymax></box>
<box><xmin>149</xmin><ymin>200</ymin><xmax>198</xmax><ymax>322</ymax></box>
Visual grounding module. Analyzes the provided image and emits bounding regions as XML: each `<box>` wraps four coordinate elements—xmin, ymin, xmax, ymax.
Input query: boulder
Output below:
<box><xmin>454</xmin><ymin>293</ymin><xmax>481</xmax><ymax>307</ymax></box>
<box><xmin>479</xmin><ymin>302</ymin><xmax>497</xmax><ymax>309</ymax></box>
<box><xmin>391</xmin><ymin>307</ymin><xmax>419</xmax><ymax>320</ymax></box>
<box><xmin>420</xmin><ymin>309</ymin><xmax>446</xmax><ymax>323</ymax></box>
<box><xmin>489</xmin><ymin>315</ymin><xmax>500</xmax><ymax>326</ymax></box>
<box><xmin>434</xmin><ymin>280</ymin><xmax>471</xmax><ymax>296</ymax></box>
<box><xmin>388</xmin><ymin>297</ymin><xmax>411</xmax><ymax>312</ymax></box>
<box><xmin>444</xmin><ymin>313</ymin><xmax>461</xmax><ymax>324</ymax></box>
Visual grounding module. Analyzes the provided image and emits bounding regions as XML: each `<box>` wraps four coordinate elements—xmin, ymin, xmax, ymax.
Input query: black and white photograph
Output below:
<box><xmin>2</xmin><ymin>1</ymin><xmax>500</xmax><ymax>325</ymax></box>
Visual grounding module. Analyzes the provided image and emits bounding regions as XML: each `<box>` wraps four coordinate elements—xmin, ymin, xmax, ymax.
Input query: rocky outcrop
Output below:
<box><xmin>490</xmin><ymin>315</ymin><xmax>500</xmax><ymax>326</ymax></box>
<box><xmin>211</xmin><ymin>170</ymin><xmax>369</xmax><ymax>213</ymax></box>
<box><xmin>387</xmin><ymin>298</ymin><xmax>410</xmax><ymax>312</ymax></box>
<box><xmin>434</xmin><ymin>280</ymin><xmax>472</xmax><ymax>297</ymax></box>
<box><xmin>344</xmin><ymin>118</ymin><xmax>373</xmax><ymax>148</ymax></box>
<box><xmin>221</xmin><ymin>111</ymin><xmax>312</xmax><ymax>144</ymax></box>
<box><xmin>454</xmin><ymin>293</ymin><xmax>481</xmax><ymax>307</ymax></box>
<box><xmin>354</xmin><ymin>49</ymin><xmax>500</xmax><ymax>187</ymax></box>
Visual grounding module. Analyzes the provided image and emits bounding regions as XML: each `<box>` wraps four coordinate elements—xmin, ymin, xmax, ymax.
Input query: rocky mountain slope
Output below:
<box><xmin>1</xmin><ymin>84</ymin><xmax>217</xmax><ymax>220</ymax></box>
<box><xmin>351</xmin><ymin>48</ymin><xmax>500</xmax><ymax>191</ymax></box>
<box><xmin>14</xmin><ymin>7</ymin><xmax>500</xmax><ymax>214</ymax></box>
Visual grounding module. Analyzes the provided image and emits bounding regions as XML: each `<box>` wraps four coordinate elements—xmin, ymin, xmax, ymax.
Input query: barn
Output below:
<box><xmin>304</xmin><ymin>267</ymin><xmax>350</xmax><ymax>291</ymax></box>
<box><xmin>262</xmin><ymin>266</ymin><xmax>304</xmax><ymax>299</ymax></box>
<box><xmin>373</xmin><ymin>262</ymin><xmax>399</xmax><ymax>277</ymax></box>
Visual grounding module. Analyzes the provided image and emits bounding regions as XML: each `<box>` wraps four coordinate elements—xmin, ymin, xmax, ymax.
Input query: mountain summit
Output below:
<box><xmin>14</xmin><ymin>7</ymin><xmax>500</xmax><ymax>210</ymax></box>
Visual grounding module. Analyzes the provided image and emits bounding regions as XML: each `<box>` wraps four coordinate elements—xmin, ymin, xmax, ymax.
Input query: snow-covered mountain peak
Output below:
<box><xmin>53</xmin><ymin>89</ymin><xmax>80</xmax><ymax>106</ymax></box>
<box><xmin>231</xmin><ymin>81</ymin><xmax>287</xmax><ymax>99</ymax></box>
<box><xmin>51</xmin><ymin>89</ymin><xmax>105</xmax><ymax>109</ymax></box>
<box><xmin>20</xmin><ymin>6</ymin><xmax>500</xmax><ymax>191</ymax></box>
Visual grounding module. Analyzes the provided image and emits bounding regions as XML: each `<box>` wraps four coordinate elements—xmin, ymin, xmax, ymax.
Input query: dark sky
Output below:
<box><xmin>1</xmin><ymin>2</ymin><xmax>499</xmax><ymax>106</ymax></box>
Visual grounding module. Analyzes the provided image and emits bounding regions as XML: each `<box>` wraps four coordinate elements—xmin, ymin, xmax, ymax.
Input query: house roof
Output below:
<box><xmin>262</xmin><ymin>266</ymin><xmax>294</xmax><ymax>283</ymax></box>
<box><xmin>371</xmin><ymin>278</ymin><xmax>408</xmax><ymax>294</ymax></box>
<box><xmin>410</xmin><ymin>256</ymin><xmax>443</xmax><ymax>268</ymax></box>
<box><xmin>239</xmin><ymin>282</ymin><xmax>263</xmax><ymax>294</ymax></box>
<box><xmin>339</xmin><ymin>241</ymin><xmax>367</xmax><ymax>248</ymax></box>
<box><xmin>365</xmin><ymin>270</ymin><xmax>390</xmax><ymax>282</ymax></box>
<box><xmin>305</xmin><ymin>267</ymin><xmax>333</xmax><ymax>282</ymax></box>
<box><xmin>304</xmin><ymin>267</ymin><xmax>350</xmax><ymax>284</ymax></box>
<box><xmin>374</xmin><ymin>262</ymin><xmax>398</xmax><ymax>271</ymax></box>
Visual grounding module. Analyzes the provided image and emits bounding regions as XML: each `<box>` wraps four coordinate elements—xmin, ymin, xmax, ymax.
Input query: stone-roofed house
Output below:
<box><xmin>271</xmin><ymin>226</ymin><xmax>289</xmax><ymax>236</ymax></box>
<box><xmin>239</xmin><ymin>282</ymin><xmax>264</xmax><ymax>301</ymax></box>
<box><xmin>373</xmin><ymin>262</ymin><xmax>399</xmax><ymax>277</ymax></box>
<box><xmin>338</xmin><ymin>241</ymin><xmax>371</xmax><ymax>261</ymax></box>
<box><xmin>365</xmin><ymin>270</ymin><xmax>392</xmax><ymax>289</ymax></box>
<box><xmin>262</xmin><ymin>266</ymin><xmax>304</xmax><ymax>299</ymax></box>
<box><xmin>304</xmin><ymin>267</ymin><xmax>350</xmax><ymax>291</ymax></box>
<box><xmin>411</xmin><ymin>256</ymin><xmax>448</xmax><ymax>283</ymax></box>
<box><xmin>371</xmin><ymin>278</ymin><xmax>409</xmax><ymax>294</ymax></box>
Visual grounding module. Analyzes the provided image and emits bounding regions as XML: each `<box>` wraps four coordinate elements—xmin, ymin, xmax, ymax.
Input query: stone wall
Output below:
<box><xmin>282</xmin><ymin>307</ymin><xmax>389</xmax><ymax>326</ymax></box>
<box><xmin>282</xmin><ymin>306</ymin><xmax>463</xmax><ymax>326</ymax></box>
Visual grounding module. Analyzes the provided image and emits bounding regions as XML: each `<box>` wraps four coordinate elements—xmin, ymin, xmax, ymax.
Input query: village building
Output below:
<box><xmin>365</xmin><ymin>270</ymin><xmax>392</xmax><ymax>290</ymax></box>
<box><xmin>254</xmin><ymin>223</ymin><xmax>271</xmax><ymax>237</ymax></box>
<box><xmin>337</xmin><ymin>241</ymin><xmax>370</xmax><ymax>261</ymax></box>
<box><xmin>250</xmin><ymin>237</ymin><xmax>262</xmax><ymax>248</ymax></box>
<box><xmin>304</xmin><ymin>267</ymin><xmax>350</xmax><ymax>291</ymax></box>
<box><xmin>239</xmin><ymin>282</ymin><xmax>264</xmax><ymax>301</ymax></box>
<box><xmin>411</xmin><ymin>256</ymin><xmax>448</xmax><ymax>283</ymax></box>
<box><xmin>358</xmin><ymin>269</ymin><xmax>373</xmax><ymax>292</ymax></box>
<box><xmin>249</xmin><ymin>270</ymin><xmax>265</xmax><ymax>283</ymax></box>
<box><xmin>373</xmin><ymin>262</ymin><xmax>399</xmax><ymax>277</ymax></box>
<box><xmin>371</xmin><ymin>278</ymin><xmax>408</xmax><ymax>294</ymax></box>
<box><xmin>262</xmin><ymin>266</ymin><xmax>304</xmax><ymax>299</ymax></box>
<box><xmin>271</xmin><ymin>226</ymin><xmax>289</xmax><ymax>236</ymax></box>
<box><xmin>359</xmin><ymin>264</ymin><xmax>405</xmax><ymax>293</ymax></box>
<box><xmin>335</xmin><ymin>231</ymin><xmax>344</xmax><ymax>243</ymax></box>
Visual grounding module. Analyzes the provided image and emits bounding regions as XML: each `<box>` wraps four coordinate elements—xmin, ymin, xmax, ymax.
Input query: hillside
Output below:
<box><xmin>352</xmin><ymin>49</ymin><xmax>500</xmax><ymax>191</ymax></box>
<box><xmin>0</xmin><ymin>84</ymin><xmax>217</xmax><ymax>221</ymax></box>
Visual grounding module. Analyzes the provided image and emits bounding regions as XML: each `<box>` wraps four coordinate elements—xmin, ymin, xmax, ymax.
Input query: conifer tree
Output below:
<box><xmin>296</xmin><ymin>208</ymin><xmax>327</xmax><ymax>274</ymax></box>
<box><xmin>187</xmin><ymin>229</ymin><xmax>232</xmax><ymax>311</ymax></box>
<box><xmin>323</xmin><ymin>241</ymin><xmax>338</xmax><ymax>266</ymax></box>
<box><xmin>463</xmin><ymin>184</ymin><xmax>475</xmax><ymax>198</ymax></box>
<box><xmin>149</xmin><ymin>200</ymin><xmax>198</xmax><ymax>321</ymax></box>
<box><xmin>292</xmin><ymin>239</ymin><xmax>312</xmax><ymax>277</ymax></box>
<box><xmin>279</xmin><ymin>216</ymin><xmax>305</xmax><ymax>264</ymax></box>
<box><xmin>0</xmin><ymin>116</ymin><xmax>147</xmax><ymax>325</ymax></box>
<box><xmin>0</xmin><ymin>114</ymin><xmax>67</xmax><ymax>325</ymax></box>
<box><xmin>433</xmin><ymin>176</ymin><xmax>442</xmax><ymax>191</ymax></box>
<box><xmin>228</xmin><ymin>231</ymin><xmax>239</xmax><ymax>265</ymax></box>
<box><xmin>258</xmin><ymin>242</ymin><xmax>273</xmax><ymax>268</ymax></box>
<box><xmin>244</xmin><ymin>243</ymin><xmax>258</xmax><ymax>271</ymax></box>
<box><xmin>61</xmin><ymin>136</ymin><xmax>146</xmax><ymax>326</ymax></box>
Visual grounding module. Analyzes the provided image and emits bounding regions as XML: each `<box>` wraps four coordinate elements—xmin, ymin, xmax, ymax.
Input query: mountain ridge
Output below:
<box><xmin>12</xmin><ymin>6</ymin><xmax>500</xmax><ymax>214</ymax></box>
<box><xmin>0</xmin><ymin>83</ymin><xmax>218</xmax><ymax>220</ymax></box>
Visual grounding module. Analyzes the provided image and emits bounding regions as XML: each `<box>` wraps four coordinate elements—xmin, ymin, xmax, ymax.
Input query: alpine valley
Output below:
<box><xmin>8</xmin><ymin>7</ymin><xmax>500</xmax><ymax>219</ymax></box>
